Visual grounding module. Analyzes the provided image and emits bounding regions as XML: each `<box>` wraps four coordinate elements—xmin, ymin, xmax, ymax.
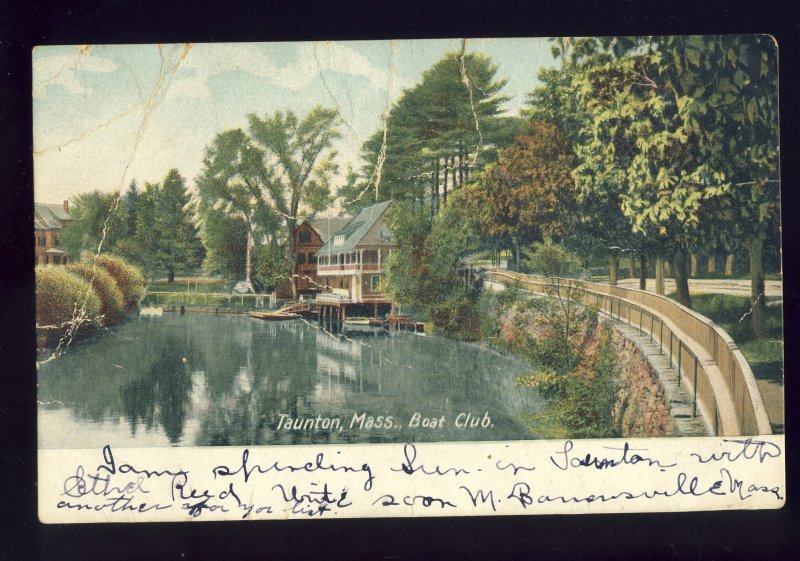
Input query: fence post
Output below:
<box><xmin>669</xmin><ymin>331</ymin><xmax>673</xmax><ymax>368</ymax></box>
<box><xmin>659</xmin><ymin>319</ymin><xmax>663</xmax><ymax>353</ymax></box>
<box><xmin>639</xmin><ymin>307</ymin><xmax>643</xmax><ymax>330</ymax></box>
<box><xmin>650</xmin><ymin>314</ymin><xmax>653</xmax><ymax>342</ymax></box>
<box><xmin>676</xmin><ymin>342</ymin><xmax>682</xmax><ymax>383</ymax></box>
<box><xmin>692</xmin><ymin>356</ymin><xmax>698</xmax><ymax>417</ymax></box>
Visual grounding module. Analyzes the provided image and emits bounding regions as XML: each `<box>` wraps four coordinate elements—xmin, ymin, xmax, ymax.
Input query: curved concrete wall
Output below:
<box><xmin>486</xmin><ymin>270</ymin><xmax>772</xmax><ymax>436</ymax></box>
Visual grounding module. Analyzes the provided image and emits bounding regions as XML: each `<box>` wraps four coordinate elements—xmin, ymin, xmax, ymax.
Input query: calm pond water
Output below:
<box><xmin>38</xmin><ymin>315</ymin><xmax>544</xmax><ymax>448</ymax></box>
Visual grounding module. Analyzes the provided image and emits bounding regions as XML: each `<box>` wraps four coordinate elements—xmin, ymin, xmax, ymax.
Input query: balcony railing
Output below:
<box><xmin>317</xmin><ymin>263</ymin><xmax>383</xmax><ymax>274</ymax></box>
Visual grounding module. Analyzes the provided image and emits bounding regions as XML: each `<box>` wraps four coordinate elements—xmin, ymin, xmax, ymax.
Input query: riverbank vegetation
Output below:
<box><xmin>36</xmin><ymin>254</ymin><xmax>145</xmax><ymax>349</ymax></box>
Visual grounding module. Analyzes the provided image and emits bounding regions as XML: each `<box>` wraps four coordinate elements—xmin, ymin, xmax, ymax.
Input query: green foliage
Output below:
<box><xmin>248</xmin><ymin>105</ymin><xmax>341</xmax><ymax>224</ymax></box>
<box><xmin>349</xmin><ymin>49</ymin><xmax>515</xmax><ymax>212</ymax></box>
<box><xmin>66</xmin><ymin>262</ymin><xmax>125</xmax><ymax>326</ymax></box>
<box><xmin>253</xmin><ymin>243</ymin><xmax>292</xmax><ymax>293</ymax></box>
<box><xmin>196</xmin><ymin>107</ymin><xmax>341</xmax><ymax>288</ymax></box>
<box><xmin>60</xmin><ymin>191</ymin><xmax>127</xmax><ymax>260</ymax></box>
<box><xmin>554</xmin><ymin>327</ymin><xmax>620</xmax><ymax>439</ymax></box>
<box><xmin>514</xmin><ymin>325</ymin><xmax>620</xmax><ymax>439</ymax></box>
<box><xmin>384</xmin><ymin>193</ymin><xmax>482</xmax><ymax>338</ymax></box>
<box><xmin>199</xmin><ymin>211</ymin><xmax>248</xmax><ymax>280</ymax></box>
<box><xmin>524</xmin><ymin>240</ymin><xmax>581</xmax><ymax>278</ymax></box>
<box><xmin>93</xmin><ymin>253</ymin><xmax>145</xmax><ymax>313</ymax></box>
<box><xmin>152</xmin><ymin>169</ymin><xmax>205</xmax><ymax>281</ymax></box>
<box><xmin>61</xmin><ymin>172</ymin><xmax>204</xmax><ymax>282</ymax></box>
<box><xmin>36</xmin><ymin>265</ymin><xmax>101</xmax><ymax>339</ymax></box>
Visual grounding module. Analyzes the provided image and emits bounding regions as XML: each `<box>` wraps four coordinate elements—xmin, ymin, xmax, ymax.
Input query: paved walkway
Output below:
<box><xmin>615</xmin><ymin>278</ymin><xmax>783</xmax><ymax>302</ymax></box>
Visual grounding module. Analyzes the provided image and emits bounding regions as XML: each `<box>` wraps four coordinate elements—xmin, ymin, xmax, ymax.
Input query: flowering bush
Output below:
<box><xmin>66</xmin><ymin>262</ymin><xmax>125</xmax><ymax>326</ymax></box>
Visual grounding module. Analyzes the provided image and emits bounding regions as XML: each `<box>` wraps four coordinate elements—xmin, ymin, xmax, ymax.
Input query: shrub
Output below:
<box><xmin>66</xmin><ymin>262</ymin><xmax>125</xmax><ymax>326</ymax></box>
<box><xmin>91</xmin><ymin>253</ymin><xmax>145</xmax><ymax>313</ymax></box>
<box><xmin>36</xmin><ymin>265</ymin><xmax>101</xmax><ymax>343</ymax></box>
<box><xmin>429</xmin><ymin>292</ymin><xmax>482</xmax><ymax>340</ymax></box>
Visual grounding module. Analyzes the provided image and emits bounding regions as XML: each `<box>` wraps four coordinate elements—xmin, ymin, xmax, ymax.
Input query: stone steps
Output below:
<box><xmin>602</xmin><ymin>317</ymin><xmax>709</xmax><ymax>437</ymax></box>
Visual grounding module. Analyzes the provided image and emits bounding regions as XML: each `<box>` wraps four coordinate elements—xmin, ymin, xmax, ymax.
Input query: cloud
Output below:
<box><xmin>168</xmin><ymin>42</ymin><xmax>391</xmax><ymax>101</ymax></box>
<box><xmin>32</xmin><ymin>47</ymin><xmax>117</xmax><ymax>97</ymax></box>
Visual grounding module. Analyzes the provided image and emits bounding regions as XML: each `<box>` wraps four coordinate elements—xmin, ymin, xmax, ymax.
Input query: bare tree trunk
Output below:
<box><xmin>431</xmin><ymin>159</ymin><xmax>438</xmax><ymax>219</ymax></box>
<box><xmin>664</xmin><ymin>261</ymin><xmax>670</xmax><ymax>277</ymax></box>
<box><xmin>725</xmin><ymin>254</ymin><xmax>735</xmax><ymax>276</ymax></box>
<box><xmin>459</xmin><ymin>146</ymin><xmax>465</xmax><ymax>188</ymax></box>
<box><xmin>512</xmin><ymin>236</ymin><xmax>520</xmax><ymax>272</ymax></box>
<box><xmin>246</xmin><ymin>226</ymin><xmax>254</xmax><ymax>287</ymax></box>
<box><xmin>747</xmin><ymin>238</ymin><xmax>768</xmax><ymax>339</ymax></box>
<box><xmin>673</xmin><ymin>249</ymin><xmax>692</xmax><ymax>308</ymax></box>
<box><xmin>443</xmin><ymin>156</ymin><xmax>450</xmax><ymax>205</ymax></box>
<box><xmin>609</xmin><ymin>254</ymin><xmax>618</xmax><ymax>286</ymax></box>
<box><xmin>655</xmin><ymin>257</ymin><xmax>665</xmax><ymax>295</ymax></box>
<box><xmin>690</xmin><ymin>254</ymin><xmax>698</xmax><ymax>277</ymax></box>
<box><xmin>639</xmin><ymin>254</ymin><xmax>647</xmax><ymax>290</ymax></box>
<box><xmin>707</xmin><ymin>255</ymin><xmax>716</xmax><ymax>274</ymax></box>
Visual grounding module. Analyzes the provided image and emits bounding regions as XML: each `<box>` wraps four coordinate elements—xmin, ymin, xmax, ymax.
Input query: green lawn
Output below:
<box><xmin>673</xmin><ymin>293</ymin><xmax>784</xmax><ymax>381</ymax></box>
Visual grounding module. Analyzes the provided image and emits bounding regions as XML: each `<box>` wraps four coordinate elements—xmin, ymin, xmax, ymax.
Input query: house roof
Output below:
<box><xmin>317</xmin><ymin>200</ymin><xmax>392</xmax><ymax>255</ymax></box>
<box><xmin>34</xmin><ymin>203</ymin><xmax>71</xmax><ymax>230</ymax></box>
<box><xmin>307</xmin><ymin>216</ymin><xmax>352</xmax><ymax>244</ymax></box>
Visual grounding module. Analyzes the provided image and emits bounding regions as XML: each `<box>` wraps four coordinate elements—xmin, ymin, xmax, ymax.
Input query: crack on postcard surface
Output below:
<box><xmin>738</xmin><ymin>290</ymin><xmax>766</xmax><ymax>324</ymax></box>
<box><xmin>313</xmin><ymin>42</ymin><xmax>358</xmax><ymax>136</ymax></box>
<box><xmin>458</xmin><ymin>39</ymin><xmax>483</xmax><ymax>165</ymax></box>
<box><xmin>38</xmin><ymin>44</ymin><xmax>192</xmax><ymax>365</ymax></box>
<box><xmin>32</xmin><ymin>44</ymin><xmax>93</xmax><ymax>98</ymax></box>
<box><xmin>346</xmin><ymin>39</ymin><xmax>397</xmax><ymax>208</ymax></box>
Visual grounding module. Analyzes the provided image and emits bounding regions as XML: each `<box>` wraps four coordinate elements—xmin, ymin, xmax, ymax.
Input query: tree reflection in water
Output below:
<box><xmin>38</xmin><ymin>315</ymin><xmax>543</xmax><ymax>447</ymax></box>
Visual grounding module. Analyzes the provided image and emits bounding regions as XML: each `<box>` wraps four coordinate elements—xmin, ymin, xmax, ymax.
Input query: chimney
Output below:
<box><xmin>63</xmin><ymin>200</ymin><xmax>69</xmax><ymax>214</ymax></box>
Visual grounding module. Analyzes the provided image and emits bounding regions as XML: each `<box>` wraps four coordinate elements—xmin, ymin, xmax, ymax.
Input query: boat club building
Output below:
<box><xmin>315</xmin><ymin>200</ymin><xmax>394</xmax><ymax>320</ymax></box>
<box><xmin>291</xmin><ymin>216</ymin><xmax>351</xmax><ymax>295</ymax></box>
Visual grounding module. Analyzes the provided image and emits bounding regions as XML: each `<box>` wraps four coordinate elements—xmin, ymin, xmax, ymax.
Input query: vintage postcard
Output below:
<box><xmin>34</xmin><ymin>37</ymin><xmax>784</xmax><ymax>522</ymax></box>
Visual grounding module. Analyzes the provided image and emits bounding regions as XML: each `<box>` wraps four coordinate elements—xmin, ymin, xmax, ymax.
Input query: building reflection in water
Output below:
<box><xmin>38</xmin><ymin>315</ymin><xmax>544</xmax><ymax>448</ymax></box>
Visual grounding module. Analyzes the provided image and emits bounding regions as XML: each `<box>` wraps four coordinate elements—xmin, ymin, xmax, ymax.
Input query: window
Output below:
<box><xmin>296</xmin><ymin>252</ymin><xmax>306</xmax><ymax>265</ymax></box>
<box><xmin>299</xmin><ymin>230</ymin><xmax>311</xmax><ymax>243</ymax></box>
<box><xmin>371</xmin><ymin>275</ymin><xmax>381</xmax><ymax>292</ymax></box>
<box><xmin>310</xmin><ymin>254</ymin><xmax>318</xmax><ymax>264</ymax></box>
<box><xmin>334</xmin><ymin>234</ymin><xmax>345</xmax><ymax>246</ymax></box>
<box><xmin>37</xmin><ymin>236</ymin><xmax>46</xmax><ymax>247</ymax></box>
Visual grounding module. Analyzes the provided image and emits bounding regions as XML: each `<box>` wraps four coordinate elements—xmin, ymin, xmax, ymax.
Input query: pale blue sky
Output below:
<box><xmin>33</xmin><ymin>38</ymin><xmax>559</xmax><ymax>203</ymax></box>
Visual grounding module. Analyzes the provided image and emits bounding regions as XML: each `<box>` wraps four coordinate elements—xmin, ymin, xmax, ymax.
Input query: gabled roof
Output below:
<box><xmin>317</xmin><ymin>200</ymin><xmax>392</xmax><ymax>255</ymax></box>
<box><xmin>34</xmin><ymin>204</ymin><xmax>71</xmax><ymax>230</ymax></box>
<box><xmin>307</xmin><ymin>216</ymin><xmax>352</xmax><ymax>244</ymax></box>
<box><xmin>33</xmin><ymin>203</ymin><xmax>72</xmax><ymax>230</ymax></box>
